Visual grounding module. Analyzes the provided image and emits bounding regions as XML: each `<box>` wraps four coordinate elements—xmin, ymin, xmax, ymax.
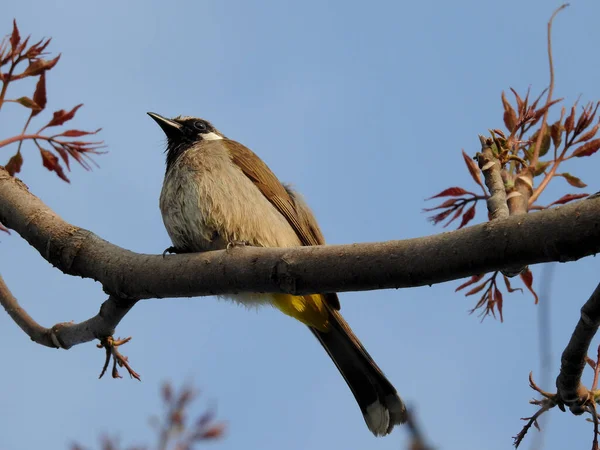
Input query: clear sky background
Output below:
<box><xmin>2</xmin><ymin>1</ymin><xmax>600</xmax><ymax>449</ymax></box>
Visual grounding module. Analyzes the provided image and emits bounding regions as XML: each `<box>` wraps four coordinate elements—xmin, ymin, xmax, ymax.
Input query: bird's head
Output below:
<box><xmin>147</xmin><ymin>113</ymin><xmax>225</xmax><ymax>169</ymax></box>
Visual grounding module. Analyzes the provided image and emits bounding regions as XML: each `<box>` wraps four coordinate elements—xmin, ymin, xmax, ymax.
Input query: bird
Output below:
<box><xmin>148</xmin><ymin>112</ymin><xmax>407</xmax><ymax>436</ymax></box>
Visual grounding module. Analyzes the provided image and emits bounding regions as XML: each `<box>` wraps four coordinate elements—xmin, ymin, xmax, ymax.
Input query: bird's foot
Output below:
<box><xmin>162</xmin><ymin>246</ymin><xmax>181</xmax><ymax>258</ymax></box>
<box><xmin>226</xmin><ymin>240</ymin><xmax>250</xmax><ymax>251</ymax></box>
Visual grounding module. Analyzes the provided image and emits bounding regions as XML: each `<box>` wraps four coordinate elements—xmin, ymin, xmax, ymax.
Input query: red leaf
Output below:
<box><xmin>520</xmin><ymin>268</ymin><xmax>539</xmax><ymax>304</ymax></box>
<box><xmin>427</xmin><ymin>187</ymin><xmax>471</xmax><ymax>199</ymax></box>
<box><xmin>558</xmin><ymin>173</ymin><xmax>587</xmax><ymax>188</ymax></box>
<box><xmin>25</xmin><ymin>38</ymin><xmax>51</xmax><ymax>59</ymax></box>
<box><xmin>428</xmin><ymin>208</ymin><xmax>454</xmax><ymax>225</ymax></box>
<box><xmin>550</xmin><ymin>119</ymin><xmax>563</xmax><ymax>149</ymax></box>
<box><xmin>422</xmin><ymin>198</ymin><xmax>459</xmax><ymax>212</ymax></box>
<box><xmin>465</xmin><ymin>281</ymin><xmax>488</xmax><ymax>297</ymax></box>
<box><xmin>32</xmin><ymin>72</ymin><xmax>47</xmax><ymax>116</ymax></box>
<box><xmin>458</xmin><ymin>203</ymin><xmax>476</xmax><ymax>229</ymax></box>
<box><xmin>548</xmin><ymin>193</ymin><xmax>589</xmax><ymax>207</ymax></box>
<box><xmin>162</xmin><ymin>382</ymin><xmax>172</xmax><ymax>403</ymax></box>
<box><xmin>10</xmin><ymin>20</ymin><xmax>20</xmax><ymax>52</ymax></box>
<box><xmin>55</xmin><ymin>128</ymin><xmax>101</xmax><ymax>138</ymax></box>
<box><xmin>532</xmin><ymin>98</ymin><xmax>563</xmax><ymax>121</ymax></box>
<box><xmin>456</xmin><ymin>274</ymin><xmax>485</xmax><ymax>292</ymax></box>
<box><xmin>40</xmin><ymin>149</ymin><xmax>69</xmax><ymax>182</ymax></box>
<box><xmin>565</xmin><ymin>104</ymin><xmax>576</xmax><ymax>134</ymax></box>
<box><xmin>510</xmin><ymin>87</ymin><xmax>524</xmax><ymax>114</ymax></box>
<box><xmin>14</xmin><ymin>36</ymin><xmax>30</xmax><ymax>57</ymax></box>
<box><xmin>45</xmin><ymin>104</ymin><xmax>83</xmax><ymax>128</ymax></box>
<box><xmin>572</xmin><ymin>138</ymin><xmax>600</xmax><ymax>158</ymax></box>
<box><xmin>501</xmin><ymin>91</ymin><xmax>517</xmax><ymax>132</ymax></box>
<box><xmin>21</xmin><ymin>54</ymin><xmax>61</xmax><ymax>77</ymax></box>
<box><xmin>6</xmin><ymin>151</ymin><xmax>23</xmax><ymax>176</ymax></box>
<box><xmin>503</xmin><ymin>275</ymin><xmax>523</xmax><ymax>293</ymax></box>
<box><xmin>494</xmin><ymin>285</ymin><xmax>504</xmax><ymax>322</ymax></box>
<box><xmin>53</xmin><ymin>146</ymin><xmax>71</xmax><ymax>169</ymax></box>
<box><xmin>198</xmin><ymin>423</ymin><xmax>226</xmax><ymax>440</ymax></box>
<box><xmin>443</xmin><ymin>204</ymin><xmax>465</xmax><ymax>228</ymax></box>
<box><xmin>574</xmin><ymin>122</ymin><xmax>600</xmax><ymax>144</ymax></box>
<box><xmin>462</xmin><ymin>150</ymin><xmax>485</xmax><ymax>190</ymax></box>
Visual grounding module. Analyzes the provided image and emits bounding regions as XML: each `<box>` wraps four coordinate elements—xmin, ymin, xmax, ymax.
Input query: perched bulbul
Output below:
<box><xmin>148</xmin><ymin>112</ymin><xmax>407</xmax><ymax>436</ymax></box>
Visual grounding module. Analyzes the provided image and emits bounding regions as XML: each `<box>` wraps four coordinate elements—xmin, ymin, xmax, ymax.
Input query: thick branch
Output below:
<box><xmin>0</xmin><ymin>274</ymin><xmax>136</xmax><ymax>349</ymax></box>
<box><xmin>1</xmin><ymin>168</ymin><xmax>600</xmax><ymax>299</ymax></box>
<box><xmin>477</xmin><ymin>136</ymin><xmax>509</xmax><ymax>220</ymax></box>
<box><xmin>555</xmin><ymin>282</ymin><xmax>600</xmax><ymax>413</ymax></box>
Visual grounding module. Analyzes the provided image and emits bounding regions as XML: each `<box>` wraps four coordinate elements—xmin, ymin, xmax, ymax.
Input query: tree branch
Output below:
<box><xmin>1</xmin><ymin>167</ymin><xmax>600</xmax><ymax>301</ymax></box>
<box><xmin>0</xmin><ymin>273</ymin><xmax>136</xmax><ymax>349</ymax></box>
<box><xmin>477</xmin><ymin>136</ymin><xmax>510</xmax><ymax>221</ymax></box>
<box><xmin>556</xmin><ymin>281</ymin><xmax>600</xmax><ymax>414</ymax></box>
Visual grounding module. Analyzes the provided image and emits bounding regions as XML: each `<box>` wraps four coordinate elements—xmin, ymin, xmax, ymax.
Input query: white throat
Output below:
<box><xmin>202</xmin><ymin>132</ymin><xmax>223</xmax><ymax>141</ymax></box>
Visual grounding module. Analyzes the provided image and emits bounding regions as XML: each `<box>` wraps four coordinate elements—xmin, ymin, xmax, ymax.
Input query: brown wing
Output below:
<box><xmin>227</xmin><ymin>139</ymin><xmax>340</xmax><ymax>310</ymax></box>
<box><xmin>227</xmin><ymin>139</ymin><xmax>324</xmax><ymax>246</ymax></box>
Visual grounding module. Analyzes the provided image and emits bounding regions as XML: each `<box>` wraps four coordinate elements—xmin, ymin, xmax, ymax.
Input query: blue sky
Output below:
<box><xmin>2</xmin><ymin>1</ymin><xmax>600</xmax><ymax>449</ymax></box>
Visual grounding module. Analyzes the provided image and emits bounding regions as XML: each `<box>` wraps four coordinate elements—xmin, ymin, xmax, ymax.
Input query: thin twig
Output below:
<box><xmin>0</xmin><ymin>273</ymin><xmax>137</xmax><ymax>349</ymax></box>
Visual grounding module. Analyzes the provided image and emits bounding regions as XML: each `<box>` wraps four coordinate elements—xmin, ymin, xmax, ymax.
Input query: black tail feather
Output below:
<box><xmin>309</xmin><ymin>308</ymin><xmax>406</xmax><ymax>436</ymax></box>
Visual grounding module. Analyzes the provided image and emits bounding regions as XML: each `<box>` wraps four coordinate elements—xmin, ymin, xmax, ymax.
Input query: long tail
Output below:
<box><xmin>310</xmin><ymin>308</ymin><xmax>407</xmax><ymax>436</ymax></box>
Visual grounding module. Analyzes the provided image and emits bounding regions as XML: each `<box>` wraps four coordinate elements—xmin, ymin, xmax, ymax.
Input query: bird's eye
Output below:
<box><xmin>194</xmin><ymin>121</ymin><xmax>207</xmax><ymax>131</ymax></box>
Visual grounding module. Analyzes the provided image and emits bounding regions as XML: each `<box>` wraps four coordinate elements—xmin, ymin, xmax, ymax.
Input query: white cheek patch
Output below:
<box><xmin>202</xmin><ymin>132</ymin><xmax>223</xmax><ymax>140</ymax></box>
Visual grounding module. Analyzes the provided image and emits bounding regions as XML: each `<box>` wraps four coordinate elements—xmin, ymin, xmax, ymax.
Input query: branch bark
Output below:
<box><xmin>556</xmin><ymin>282</ymin><xmax>600</xmax><ymax>414</ymax></box>
<box><xmin>1</xmin><ymin>167</ymin><xmax>600</xmax><ymax>300</ymax></box>
<box><xmin>0</xmin><ymin>274</ymin><xmax>136</xmax><ymax>349</ymax></box>
<box><xmin>477</xmin><ymin>136</ymin><xmax>510</xmax><ymax>221</ymax></box>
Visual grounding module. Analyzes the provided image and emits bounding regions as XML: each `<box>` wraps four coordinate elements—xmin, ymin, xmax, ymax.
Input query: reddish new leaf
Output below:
<box><xmin>0</xmin><ymin>221</ymin><xmax>9</xmax><ymax>234</ymax></box>
<box><xmin>21</xmin><ymin>54</ymin><xmax>60</xmax><ymax>77</ymax></box>
<box><xmin>14</xmin><ymin>96</ymin><xmax>41</xmax><ymax>111</ymax></box>
<box><xmin>548</xmin><ymin>193</ymin><xmax>589</xmax><ymax>207</ymax></box>
<box><xmin>427</xmin><ymin>186</ymin><xmax>470</xmax><ymax>199</ymax></box>
<box><xmin>501</xmin><ymin>91</ymin><xmax>517</xmax><ymax>132</ymax></box>
<box><xmin>45</xmin><ymin>104</ymin><xmax>83</xmax><ymax>128</ymax></box>
<box><xmin>443</xmin><ymin>204</ymin><xmax>466</xmax><ymax>228</ymax></box>
<box><xmin>520</xmin><ymin>268</ymin><xmax>539</xmax><ymax>304</ymax></box>
<box><xmin>10</xmin><ymin>20</ymin><xmax>20</xmax><ymax>52</ymax></box>
<box><xmin>162</xmin><ymin>382</ymin><xmax>173</xmax><ymax>403</ymax></box>
<box><xmin>32</xmin><ymin>72</ymin><xmax>47</xmax><ymax>116</ymax></box>
<box><xmin>494</xmin><ymin>286</ymin><xmax>504</xmax><ymax>322</ymax></box>
<box><xmin>564</xmin><ymin>104</ymin><xmax>576</xmax><ymax>134</ymax></box>
<box><xmin>465</xmin><ymin>281</ymin><xmax>488</xmax><ymax>297</ymax></box>
<box><xmin>456</xmin><ymin>274</ymin><xmax>485</xmax><ymax>292</ymax></box>
<box><xmin>25</xmin><ymin>38</ymin><xmax>51</xmax><ymax>59</ymax></box>
<box><xmin>198</xmin><ymin>423</ymin><xmax>226</xmax><ymax>440</ymax></box>
<box><xmin>532</xmin><ymin>98</ymin><xmax>563</xmax><ymax>121</ymax></box>
<box><xmin>53</xmin><ymin>145</ymin><xmax>71</xmax><ymax>169</ymax></box>
<box><xmin>40</xmin><ymin>148</ymin><xmax>69</xmax><ymax>182</ymax></box>
<box><xmin>574</xmin><ymin>122</ymin><xmax>600</xmax><ymax>144</ymax></box>
<box><xmin>458</xmin><ymin>203</ymin><xmax>476</xmax><ymax>229</ymax></box>
<box><xmin>428</xmin><ymin>208</ymin><xmax>454</xmax><ymax>225</ymax></box>
<box><xmin>462</xmin><ymin>150</ymin><xmax>485</xmax><ymax>190</ymax></box>
<box><xmin>14</xmin><ymin>36</ymin><xmax>30</xmax><ymax>58</ymax></box>
<box><xmin>422</xmin><ymin>197</ymin><xmax>459</xmax><ymax>212</ymax></box>
<box><xmin>6</xmin><ymin>151</ymin><xmax>23</xmax><ymax>176</ymax></box>
<box><xmin>550</xmin><ymin>119</ymin><xmax>563</xmax><ymax>149</ymax></box>
<box><xmin>503</xmin><ymin>275</ymin><xmax>523</xmax><ymax>293</ymax></box>
<box><xmin>510</xmin><ymin>88</ymin><xmax>524</xmax><ymax>114</ymax></box>
<box><xmin>558</xmin><ymin>172</ymin><xmax>587</xmax><ymax>188</ymax></box>
<box><xmin>55</xmin><ymin>128</ymin><xmax>101</xmax><ymax>138</ymax></box>
<box><xmin>572</xmin><ymin>138</ymin><xmax>600</xmax><ymax>158</ymax></box>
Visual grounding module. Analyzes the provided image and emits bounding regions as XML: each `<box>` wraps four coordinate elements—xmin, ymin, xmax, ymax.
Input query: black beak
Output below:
<box><xmin>147</xmin><ymin>112</ymin><xmax>183</xmax><ymax>138</ymax></box>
